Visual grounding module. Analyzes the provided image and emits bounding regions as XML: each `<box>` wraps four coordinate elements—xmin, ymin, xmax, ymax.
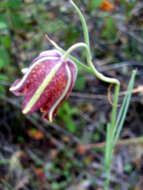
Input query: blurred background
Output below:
<box><xmin>0</xmin><ymin>0</ymin><xmax>143</xmax><ymax>189</ymax></box>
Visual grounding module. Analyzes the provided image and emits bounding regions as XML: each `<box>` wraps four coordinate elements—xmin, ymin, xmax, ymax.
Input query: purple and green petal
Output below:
<box><xmin>22</xmin><ymin>60</ymin><xmax>63</xmax><ymax>115</ymax></box>
<box><xmin>42</xmin><ymin>63</ymin><xmax>75</xmax><ymax>121</ymax></box>
<box><xmin>9</xmin><ymin>49</ymin><xmax>77</xmax><ymax>121</ymax></box>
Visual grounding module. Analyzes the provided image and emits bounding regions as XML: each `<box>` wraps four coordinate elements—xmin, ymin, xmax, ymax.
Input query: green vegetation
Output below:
<box><xmin>0</xmin><ymin>0</ymin><xmax>143</xmax><ymax>190</ymax></box>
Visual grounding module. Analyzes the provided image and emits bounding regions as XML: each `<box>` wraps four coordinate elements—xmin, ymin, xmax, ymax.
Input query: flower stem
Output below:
<box><xmin>70</xmin><ymin>2</ymin><xmax>121</xmax><ymax>189</ymax></box>
<box><xmin>62</xmin><ymin>42</ymin><xmax>89</xmax><ymax>61</ymax></box>
<box><xmin>62</xmin><ymin>38</ymin><xmax>120</xmax><ymax>190</ymax></box>
<box><xmin>62</xmin><ymin>42</ymin><xmax>120</xmax><ymax>85</ymax></box>
<box><xmin>103</xmin><ymin>83</ymin><xmax>120</xmax><ymax>190</ymax></box>
<box><xmin>89</xmin><ymin>61</ymin><xmax>120</xmax><ymax>85</ymax></box>
<box><xmin>70</xmin><ymin>0</ymin><xmax>91</xmax><ymax>53</ymax></box>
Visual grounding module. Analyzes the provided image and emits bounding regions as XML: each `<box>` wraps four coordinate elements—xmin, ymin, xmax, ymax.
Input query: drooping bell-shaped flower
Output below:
<box><xmin>9</xmin><ymin>49</ymin><xmax>77</xmax><ymax>122</ymax></box>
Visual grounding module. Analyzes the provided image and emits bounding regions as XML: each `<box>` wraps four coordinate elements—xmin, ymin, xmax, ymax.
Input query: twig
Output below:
<box><xmin>81</xmin><ymin>136</ymin><xmax>143</xmax><ymax>150</ymax></box>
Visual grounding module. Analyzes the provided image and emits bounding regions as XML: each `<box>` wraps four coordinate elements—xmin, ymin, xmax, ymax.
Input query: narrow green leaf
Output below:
<box><xmin>113</xmin><ymin>70</ymin><xmax>137</xmax><ymax>145</ymax></box>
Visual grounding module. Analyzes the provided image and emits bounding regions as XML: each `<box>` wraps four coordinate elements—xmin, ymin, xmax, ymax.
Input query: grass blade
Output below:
<box><xmin>113</xmin><ymin>70</ymin><xmax>137</xmax><ymax>145</ymax></box>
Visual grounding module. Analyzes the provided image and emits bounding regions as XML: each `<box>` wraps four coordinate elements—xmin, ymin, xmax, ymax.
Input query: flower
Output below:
<box><xmin>9</xmin><ymin>49</ymin><xmax>77</xmax><ymax>122</ymax></box>
<box><xmin>100</xmin><ymin>0</ymin><xmax>115</xmax><ymax>11</ymax></box>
